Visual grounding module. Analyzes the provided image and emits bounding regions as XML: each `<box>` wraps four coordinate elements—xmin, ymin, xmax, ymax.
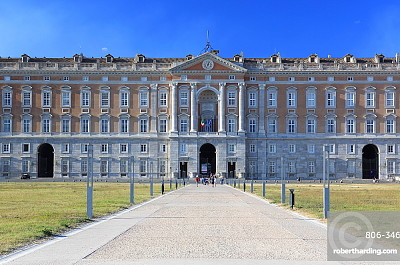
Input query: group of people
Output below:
<box><xmin>195</xmin><ymin>175</ymin><xmax>224</xmax><ymax>187</ymax></box>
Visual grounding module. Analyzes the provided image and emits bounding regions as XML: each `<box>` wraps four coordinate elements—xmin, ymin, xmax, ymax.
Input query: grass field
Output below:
<box><xmin>0</xmin><ymin>181</ymin><xmax>177</xmax><ymax>256</ymax></box>
<box><xmin>241</xmin><ymin>182</ymin><xmax>400</xmax><ymax>220</ymax></box>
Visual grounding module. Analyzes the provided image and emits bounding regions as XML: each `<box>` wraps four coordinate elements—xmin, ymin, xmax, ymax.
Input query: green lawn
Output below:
<box><xmin>0</xmin><ymin>181</ymin><xmax>176</xmax><ymax>255</ymax></box>
<box><xmin>238</xmin><ymin>182</ymin><xmax>400</xmax><ymax>220</ymax></box>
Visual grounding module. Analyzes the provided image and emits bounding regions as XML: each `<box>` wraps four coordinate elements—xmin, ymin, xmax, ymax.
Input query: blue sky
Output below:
<box><xmin>1</xmin><ymin>0</ymin><xmax>399</xmax><ymax>59</ymax></box>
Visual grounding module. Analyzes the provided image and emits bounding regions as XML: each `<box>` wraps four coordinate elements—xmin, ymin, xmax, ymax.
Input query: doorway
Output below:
<box><xmin>180</xmin><ymin>162</ymin><xmax>188</xmax><ymax>179</ymax></box>
<box><xmin>37</xmin><ymin>143</ymin><xmax>54</xmax><ymax>178</ymax></box>
<box><xmin>199</xmin><ymin>143</ymin><xmax>216</xmax><ymax>177</ymax></box>
<box><xmin>362</xmin><ymin>144</ymin><xmax>379</xmax><ymax>179</ymax></box>
<box><xmin>228</xmin><ymin>162</ymin><xmax>236</xmax><ymax>178</ymax></box>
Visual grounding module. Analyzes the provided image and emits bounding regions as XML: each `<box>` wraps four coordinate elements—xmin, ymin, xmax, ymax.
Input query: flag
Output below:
<box><xmin>201</xmin><ymin>119</ymin><xmax>205</xmax><ymax>127</ymax></box>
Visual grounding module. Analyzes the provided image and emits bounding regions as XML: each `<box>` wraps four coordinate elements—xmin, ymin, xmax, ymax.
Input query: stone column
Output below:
<box><xmin>218</xmin><ymin>82</ymin><xmax>226</xmax><ymax>132</ymax></box>
<box><xmin>170</xmin><ymin>83</ymin><xmax>178</xmax><ymax>132</ymax></box>
<box><xmin>238</xmin><ymin>82</ymin><xmax>246</xmax><ymax>133</ymax></box>
<box><xmin>190</xmin><ymin>83</ymin><xmax>197</xmax><ymax>132</ymax></box>
<box><xmin>258</xmin><ymin>84</ymin><xmax>266</xmax><ymax>134</ymax></box>
<box><xmin>150</xmin><ymin>83</ymin><xmax>158</xmax><ymax>133</ymax></box>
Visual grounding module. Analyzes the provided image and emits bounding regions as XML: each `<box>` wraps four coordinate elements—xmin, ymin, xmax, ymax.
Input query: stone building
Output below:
<box><xmin>1</xmin><ymin>51</ymin><xmax>399</xmax><ymax>180</ymax></box>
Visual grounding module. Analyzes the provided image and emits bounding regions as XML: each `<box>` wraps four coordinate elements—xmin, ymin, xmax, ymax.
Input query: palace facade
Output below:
<box><xmin>1</xmin><ymin>51</ymin><xmax>400</xmax><ymax>180</ymax></box>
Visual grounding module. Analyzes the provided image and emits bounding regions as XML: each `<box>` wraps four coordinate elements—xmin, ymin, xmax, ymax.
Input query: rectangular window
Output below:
<box><xmin>22</xmin><ymin>119</ymin><xmax>31</xmax><ymax>133</ymax></box>
<box><xmin>180</xmin><ymin>143</ymin><xmax>187</xmax><ymax>153</ymax></box>
<box><xmin>62</xmin><ymin>143</ymin><xmax>69</xmax><ymax>153</ymax></box>
<box><xmin>61</xmin><ymin>119</ymin><xmax>70</xmax><ymax>133</ymax></box>
<box><xmin>22</xmin><ymin>91</ymin><xmax>31</xmax><ymax>107</ymax></box>
<box><xmin>346</xmin><ymin>91</ymin><xmax>355</xmax><ymax>107</ymax></box>
<box><xmin>327</xmin><ymin>144</ymin><xmax>335</xmax><ymax>154</ymax></box>
<box><xmin>160</xmin><ymin>144</ymin><xmax>167</xmax><ymax>153</ymax></box>
<box><xmin>387</xmin><ymin>160</ymin><xmax>395</xmax><ymax>174</ymax></box>
<box><xmin>229</xmin><ymin>75</ymin><xmax>235</xmax><ymax>80</ymax></box>
<box><xmin>326</xmin><ymin>91</ymin><xmax>335</xmax><ymax>107</ymax></box>
<box><xmin>102</xmin><ymin>76</ymin><xmax>109</xmax><ymax>82</ymax></box>
<box><xmin>141</xmin><ymin>77</ymin><xmax>148</xmax><ymax>81</ymax></box>
<box><xmin>366</xmin><ymin>91</ymin><xmax>375</xmax><ymax>107</ymax></box>
<box><xmin>82</xmin><ymin>76</ymin><xmax>89</xmax><ymax>81</ymax></box>
<box><xmin>120</xmin><ymin>144</ymin><xmax>128</xmax><ymax>153</ymax></box>
<box><xmin>250</xmin><ymin>76</ymin><xmax>256</xmax><ymax>81</ymax></box>
<box><xmin>24</xmin><ymin>76</ymin><xmax>30</xmax><ymax>81</ymax></box>
<box><xmin>121</xmin><ymin>76</ymin><xmax>128</xmax><ymax>81</ymax></box>
<box><xmin>140</xmin><ymin>92</ymin><xmax>148</xmax><ymax>107</ymax></box>
<box><xmin>387</xmin><ymin>145</ymin><xmax>395</xmax><ymax>154</ymax></box>
<box><xmin>3</xmin><ymin>91</ymin><xmax>12</xmax><ymax>107</ymax></box>
<box><xmin>81</xmin><ymin>119</ymin><xmax>89</xmax><ymax>133</ymax></box>
<box><xmin>249</xmin><ymin>144</ymin><xmax>256</xmax><ymax>153</ymax></box>
<box><xmin>249</xmin><ymin>119</ymin><xmax>256</xmax><ymax>133</ymax></box>
<box><xmin>180</xmin><ymin>119</ymin><xmax>188</xmax><ymax>132</ymax></box>
<box><xmin>288</xmin><ymin>77</ymin><xmax>295</xmax><ymax>81</ymax></box>
<box><xmin>268</xmin><ymin>119</ymin><xmax>277</xmax><ymax>133</ymax></box>
<box><xmin>287</xmin><ymin>119</ymin><xmax>296</xmax><ymax>133</ymax></box>
<box><xmin>42</xmin><ymin>91</ymin><xmax>51</xmax><ymax>107</ymax></box>
<box><xmin>328</xmin><ymin>76</ymin><xmax>334</xmax><ymax>81</ymax></box>
<box><xmin>81</xmin><ymin>91</ymin><xmax>90</xmax><ymax>107</ymax></box>
<box><xmin>160</xmin><ymin>76</ymin><xmax>166</xmax><ymax>81</ymax></box>
<box><xmin>140</xmin><ymin>119</ymin><xmax>147</xmax><ymax>133</ymax></box>
<box><xmin>348</xmin><ymin>76</ymin><xmax>354</xmax><ymax>81</ymax></box>
<box><xmin>386</xmin><ymin>119</ymin><xmax>395</xmax><ymax>133</ymax></box>
<box><xmin>100</xmin><ymin>91</ymin><xmax>109</xmax><ymax>107</ymax></box>
<box><xmin>159</xmin><ymin>92</ymin><xmax>167</xmax><ymax>107</ymax></box>
<box><xmin>269</xmin><ymin>76</ymin><xmax>276</xmax><ymax>82</ymax></box>
<box><xmin>22</xmin><ymin>160</ymin><xmax>30</xmax><ymax>173</ymax></box>
<box><xmin>288</xmin><ymin>161</ymin><xmax>295</xmax><ymax>173</ymax></box>
<box><xmin>81</xmin><ymin>159</ymin><xmax>88</xmax><ymax>174</ymax></box>
<box><xmin>159</xmin><ymin>119</ymin><xmax>167</xmax><ymax>133</ymax></box>
<box><xmin>307</xmin><ymin>119</ymin><xmax>315</xmax><ymax>133</ymax></box>
<box><xmin>367</xmin><ymin>76</ymin><xmax>374</xmax><ymax>81</ymax></box>
<box><xmin>2</xmin><ymin>143</ymin><xmax>10</xmax><ymax>153</ymax></box>
<box><xmin>346</xmin><ymin>119</ymin><xmax>355</xmax><ymax>133</ymax></box>
<box><xmin>386</xmin><ymin>91</ymin><xmax>395</xmax><ymax>107</ymax></box>
<box><xmin>248</xmin><ymin>92</ymin><xmax>257</xmax><ymax>107</ymax></box>
<box><xmin>62</xmin><ymin>91</ymin><xmax>71</xmax><ymax>107</ymax></box>
<box><xmin>61</xmin><ymin>159</ymin><xmax>69</xmax><ymax>175</ymax></box>
<box><xmin>22</xmin><ymin>143</ymin><xmax>30</xmax><ymax>153</ymax></box>
<box><xmin>267</xmin><ymin>91</ymin><xmax>277</xmax><ymax>107</ymax></box>
<box><xmin>140</xmin><ymin>144</ymin><xmax>147</xmax><ymax>153</ymax></box>
<box><xmin>4</xmin><ymin>76</ymin><xmax>10</xmax><ymax>81</ymax></box>
<box><xmin>366</xmin><ymin>119</ymin><xmax>374</xmax><ymax>133</ymax></box>
<box><xmin>180</xmin><ymin>91</ymin><xmax>188</xmax><ymax>107</ymax></box>
<box><xmin>42</xmin><ymin>119</ymin><xmax>50</xmax><ymax>133</ymax></box>
<box><xmin>308</xmin><ymin>161</ymin><xmax>315</xmax><ymax>173</ymax></box>
<box><xmin>100</xmin><ymin>160</ymin><xmax>108</xmax><ymax>174</ymax></box>
<box><xmin>227</xmin><ymin>119</ymin><xmax>236</xmax><ymax>132</ymax></box>
<box><xmin>228</xmin><ymin>144</ymin><xmax>236</xmax><ymax>153</ymax></box>
<box><xmin>140</xmin><ymin>160</ymin><xmax>147</xmax><ymax>173</ymax></box>
<box><xmin>269</xmin><ymin>144</ymin><xmax>276</xmax><ymax>153</ymax></box>
<box><xmin>228</xmin><ymin>92</ymin><xmax>236</xmax><ymax>106</ymax></box>
<box><xmin>205</xmin><ymin>75</ymin><xmax>211</xmax><ymax>80</ymax></box>
<box><xmin>101</xmin><ymin>119</ymin><xmax>109</xmax><ymax>133</ymax></box>
<box><xmin>120</xmin><ymin>91</ymin><xmax>129</xmax><ymax>107</ymax></box>
<box><xmin>287</xmin><ymin>91</ymin><xmax>296</xmax><ymax>107</ymax></box>
<box><xmin>3</xmin><ymin>118</ymin><xmax>11</xmax><ymax>133</ymax></box>
<box><xmin>63</xmin><ymin>76</ymin><xmax>69</xmax><ymax>81</ymax></box>
<box><xmin>120</xmin><ymin>119</ymin><xmax>128</xmax><ymax>133</ymax></box>
<box><xmin>306</xmin><ymin>91</ymin><xmax>316</xmax><ymax>107</ymax></box>
<box><xmin>347</xmin><ymin>144</ymin><xmax>355</xmax><ymax>154</ymax></box>
<box><xmin>289</xmin><ymin>144</ymin><xmax>296</xmax><ymax>153</ymax></box>
<box><xmin>81</xmin><ymin>144</ymin><xmax>89</xmax><ymax>153</ymax></box>
<box><xmin>181</xmin><ymin>75</ymin><xmax>187</xmax><ymax>81</ymax></box>
<box><xmin>269</xmin><ymin>161</ymin><xmax>276</xmax><ymax>173</ymax></box>
<box><xmin>43</xmin><ymin>76</ymin><xmax>50</xmax><ymax>81</ymax></box>
<box><xmin>101</xmin><ymin>144</ymin><xmax>108</xmax><ymax>153</ymax></box>
<box><xmin>308</xmin><ymin>144</ymin><xmax>315</xmax><ymax>153</ymax></box>
<box><xmin>308</xmin><ymin>77</ymin><xmax>315</xmax><ymax>82</ymax></box>
<box><xmin>120</xmin><ymin>159</ymin><xmax>128</xmax><ymax>173</ymax></box>
<box><xmin>327</xmin><ymin>118</ymin><xmax>335</xmax><ymax>133</ymax></box>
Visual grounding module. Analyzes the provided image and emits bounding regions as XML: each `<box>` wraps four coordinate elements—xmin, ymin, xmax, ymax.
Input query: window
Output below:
<box><xmin>4</xmin><ymin>76</ymin><xmax>10</xmax><ymax>81</ymax></box>
<box><xmin>387</xmin><ymin>160</ymin><xmax>395</xmax><ymax>174</ymax></box>
<box><xmin>308</xmin><ymin>77</ymin><xmax>315</xmax><ymax>82</ymax></box>
<box><xmin>248</xmin><ymin>92</ymin><xmax>257</xmax><ymax>107</ymax></box>
<box><xmin>287</xmin><ymin>91</ymin><xmax>296</xmax><ymax>107</ymax></box>
<box><xmin>3</xmin><ymin>90</ymin><xmax>12</xmax><ymax>107</ymax></box>
<box><xmin>139</xmin><ymin>160</ymin><xmax>147</xmax><ymax>174</ymax></box>
<box><xmin>81</xmin><ymin>159</ymin><xmax>88</xmax><ymax>174</ymax></box>
<box><xmin>61</xmin><ymin>91</ymin><xmax>71</xmax><ymax>107</ymax></box>
<box><xmin>366</xmin><ymin>91</ymin><xmax>375</xmax><ymax>108</ymax></box>
<box><xmin>120</xmin><ymin>144</ymin><xmax>128</xmax><ymax>153</ymax></box>
<box><xmin>346</xmin><ymin>91</ymin><xmax>355</xmax><ymax>107</ymax></box>
<box><xmin>306</xmin><ymin>90</ymin><xmax>316</xmax><ymax>107</ymax></box>
<box><xmin>269</xmin><ymin>161</ymin><xmax>276</xmax><ymax>173</ymax></box>
<box><xmin>324</xmin><ymin>118</ymin><xmax>334</xmax><ymax>133</ymax></box>
<box><xmin>269</xmin><ymin>76</ymin><xmax>276</xmax><ymax>82</ymax></box>
<box><xmin>249</xmin><ymin>144</ymin><xmax>256</xmax><ymax>153</ymax></box>
<box><xmin>327</xmin><ymin>144</ymin><xmax>335</xmax><ymax>154</ymax></box>
<box><xmin>267</xmin><ymin>90</ymin><xmax>277</xmax><ymax>107</ymax></box>
<box><xmin>140</xmin><ymin>144</ymin><xmax>147</xmax><ymax>153</ymax></box>
<box><xmin>159</xmin><ymin>119</ymin><xmax>167</xmax><ymax>133</ymax></box>
<box><xmin>82</xmin><ymin>76</ymin><xmax>89</xmax><ymax>81</ymax></box>
<box><xmin>2</xmin><ymin>117</ymin><xmax>11</xmax><ymax>133</ymax></box>
<box><xmin>120</xmin><ymin>119</ymin><xmax>128</xmax><ymax>133</ymax></box>
<box><xmin>248</xmin><ymin>119</ymin><xmax>257</xmax><ymax>133</ymax></box>
<box><xmin>327</xmin><ymin>76</ymin><xmax>335</xmax><ymax>82</ymax></box>
<box><xmin>268</xmin><ymin>118</ymin><xmax>277</xmax><ymax>133</ymax></box>
<box><xmin>366</xmin><ymin>119</ymin><xmax>375</xmax><ymax>133</ymax></box>
<box><xmin>22</xmin><ymin>118</ymin><xmax>31</xmax><ymax>133</ymax></box>
<box><xmin>250</xmin><ymin>77</ymin><xmax>256</xmax><ymax>81</ymax></box>
<box><xmin>228</xmin><ymin>144</ymin><xmax>236</xmax><ymax>153</ymax></box>
<box><xmin>22</xmin><ymin>143</ymin><xmax>30</xmax><ymax>153</ymax></box>
<box><xmin>120</xmin><ymin>159</ymin><xmax>128</xmax><ymax>174</ymax></box>
<box><xmin>205</xmin><ymin>75</ymin><xmax>211</xmax><ymax>80</ymax></box>
<box><xmin>347</xmin><ymin>76</ymin><xmax>354</xmax><ymax>81</ymax></box>
<box><xmin>387</xmin><ymin>76</ymin><xmax>394</xmax><ymax>81</ymax></box>
<box><xmin>140</xmin><ymin>119</ymin><xmax>148</xmax><ymax>133</ymax></box>
<box><xmin>308</xmin><ymin>161</ymin><xmax>315</xmax><ymax>173</ymax></box>
<box><xmin>62</xmin><ymin>143</ymin><xmax>69</xmax><ymax>153</ymax></box>
<box><xmin>347</xmin><ymin>144</ymin><xmax>355</xmax><ymax>154</ymax></box>
<box><xmin>180</xmin><ymin>119</ymin><xmax>188</xmax><ymax>132</ymax></box>
<box><xmin>386</xmin><ymin>91</ymin><xmax>395</xmax><ymax>107</ymax></box>
<box><xmin>229</xmin><ymin>75</ymin><xmax>235</xmax><ymax>80</ymax></box>
<box><xmin>99</xmin><ymin>118</ymin><xmax>109</xmax><ymax>133</ymax></box>
<box><xmin>180</xmin><ymin>143</ymin><xmax>187</xmax><ymax>153</ymax></box>
<box><xmin>387</xmin><ymin>145</ymin><xmax>395</xmax><ymax>154</ymax></box>
<box><xmin>288</xmin><ymin>161</ymin><xmax>295</xmax><ymax>173</ymax></box>
<box><xmin>227</xmin><ymin>119</ymin><xmax>236</xmax><ymax>132</ymax></box>
<box><xmin>160</xmin><ymin>76</ymin><xmax>166</xmax><ymax>81</ymax></box>
<box><xmin>81</xmin><ymin>144</ymin><xmax>89</xmax><ymax>153</ymax></box>
<box><xmin>101</xmin><ymin>144</ymin><xmax>108</xmax><ymax>153</ymax></box>
<box><xmin>2</xmin><ymin>143</ymin><xmax>10</xmax><ymax>153</ymax></box>
<box><xmin>386</xmin><ymin>119</ymin><xmax>395</xmax><ymax>133</ymax></box>
<box><xmin>367</xmin><ymin>76</ymin><xmax>374</xmax><ymax>81</ymax></box>
<box><xmin>24</xmin><ymin>76</ymin><xmax>30</xmax><ymax>81</ymax></box>
<box><xmin>120</xmin><ymin>91</ymin><xmax>129</xmax><ymax>107</ymax></box>
<box><xmin>180</xmin><ymin>91</ymin><xmax>188</xmax><ymax>107</ymax></box>
<box><xmin>346</xmin><ymin>118</ymin><xmax>355</xmax><ymax>133</ymax></box>
<box><xmin>326</xmin><ymin>91</ymin><xmax>336</xmax><ymax>107</ymax></box>
<box><xmin>22</xmin><ymin>90</ymin><xmax>31</xmax><ymax>107</ymax></box>
<box><xmin>287</xmin><ymin>118</ymin><xmax>296</xmax><ymax>133</ymax></box>
<box><xmin>288</xmin><ymin>77</ymin><xmax>295</xmax><ymax>81</ymax></box>
<box><xmin>42</xmin><ymin>90</ymin><xmax>51</xmax><ymax>107</ymax></box>
<box><xmin>159</xmin><ymin>160</ymin><xmax>166</xmax><ymax>175</ymax></box>
<box><xmin>22</xmin><ymin>160</ymin><xmax>30</xmax><ymax>173</ymax></box>
<box><xmin>2</xmin><ymin>159</ymin><xmax>10</xmax><ymax>175</ymax></box>
<box><xmin>141</xmin><ymin>76</ymin><xmax>148</xmax><ymax>81</ymax></box>
<box><xmin>100</xmin><ymin>160</ymin><xmax>108</xmax><ymax>175</ymax></box>
<box><xmin>42</xmin><ymin>118</ymin><xmax>51</xmax><ymax>133</ymax></box>
<box><xmin>102</xmin><ymin>76</ymin><xmax>109</xmax><ymax>82</ymax></box>
<box><xmin>63</xmin><ymin>76</ymin><xmax>70</xmax><ymax>81</ymax></box>
<box><xmin>61</xmin><ymin>159</ymin><xmax>69</xmax><ymax>175</ymax></box>
<box><xmin>81</xmin><ymin>118</ymin><xmax>90</xmax><ymax>133</ymax></box>
<box><xmin>308</xmin><ymin>144</ymin><xmax>315</xmax><ymax>153</ymax></box>
<box><xmin>121</xmin><ymin>76</ymin><xmax>128</xmax><ymax>81</ymax></box>
<box><xmin>160</xmin><ymin>144</ymin><xmax>167</xmax><ymax>153</ymax></box>
<box><xmin>100</xmin><ymin>91</ymin><xmax>110</xmax><ymax>107</ymax></box>
<box><xmin>61</xmin><ymin>118</ymin><xmax>70</xmax><ymax>133</ymax></box>
<box><xmin>227</xmin><ymin>91</ymin><xmax>236</xmax><ymax>106</ymax></box>
<box><xmin>159</xmin><ymin>91</ymin><xmax>167</xmax><ymax>107</ymax></box>
<box><xmin>181</xmin><ymin>75</ymin><xmax>187</xmax><ymax>81</ymax></box>
<box><xmin>289</xmin><ymin>144</ymin><xmax>296</xmax><ymax>153</ymax></box>
<box><xmin>81</xmin><ymin>91</ymin><xmax>90</xmax><ymax>107</ymax></box>
<box><xmin>269</xmin><ymin>144</ymin><xmax>276</xmax><ymax>153</ymax></box>
<box><xmin>140</xmin><ymin>91</ymin><xmax>148</xmax><ymax>107</ymax></box>
<box><xmin>307</xmin><ymin>118</ymin><xmax>316</xmax><ymax>133</ymax></box>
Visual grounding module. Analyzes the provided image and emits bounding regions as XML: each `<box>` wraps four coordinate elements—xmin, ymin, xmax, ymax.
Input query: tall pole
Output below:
<box><xmin>281</xmin><ymin>157</ymin><xmax>285</xmax><ymax>203</ymax></box>
<box><xmin>130</xmin><ymin>156</ymin><xmax>134</xmax><ymax>204</ymax></box>
<box><xmin>323</xmin><ymin>145</ymin><xmax>330</xmax><ymax>219</ymax></box>
<box><xmin>150</xmin><ymin>161</ymin><xmax>154</xmax><ymax>196</ymax></box>
<box><xmin>86</xmin><ymin>144</ymin><xmax>93</xmax><ymax>219</ymax></box>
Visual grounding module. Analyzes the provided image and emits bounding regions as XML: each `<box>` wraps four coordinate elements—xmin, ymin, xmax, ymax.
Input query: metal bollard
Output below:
<box><xmin>289</xmin><ymin>189</ymin><xmax>295</xmax><ymax>209</ymax></box>
<box><xmin>234</xmin><ymin>180</ymin><xmax>236</xmax><ymax>188</ymax></box>
<box><xmin>175</xmin><ymin>180</ymin><xmax>178</xmax><ymax>189</ymax></box>
<box><xmin>243</xmin><ymin>181</ymin><xmax>246</xmax><ymax>192</ymax></box>
<box><xmin>251</xmin><ymin>180</ymin><xmax>254</xmax><ymax>193</ymax></box>
<box><xmin>281</xmin><ymin>183</ymin><xmax>286</xmax><ymax>204</ymax></box>
<box><xmin>170</xmin><ymin>179</ymin><xmax>172</xmax><ymax>190</ymax></box>
<box><xmin>262</xmin><ymin>181</ymin><xmax>266</xmax><ymax>197</ymax></box>
<box><xmin>161</xmin><ymin>181</ymin><xmax>165</xmax><ymax>194</ymax></box>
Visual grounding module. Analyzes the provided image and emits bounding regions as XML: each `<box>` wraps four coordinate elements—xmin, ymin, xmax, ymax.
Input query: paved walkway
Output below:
<box><xmin>2</xmin><ymin>184</ymin><xmax>337</xmax><ymax>264</ymax></box>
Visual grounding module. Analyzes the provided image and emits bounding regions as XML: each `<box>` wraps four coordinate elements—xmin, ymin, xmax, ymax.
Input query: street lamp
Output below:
<box><xmin>150</xmin><ymin>161</ymin><xmax>154</xmax><ymax>196</ymax></box>
<box><xmin>281</xmin><ymin>157</ymin><xmax>285</xmax><ymax>203</ymax></box>
<box><xmin>323</xmin><ymin>145</ymin><xmax>330</xmax><ymax>219</ymax></box>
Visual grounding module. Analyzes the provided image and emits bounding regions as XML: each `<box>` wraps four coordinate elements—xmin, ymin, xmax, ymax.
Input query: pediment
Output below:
<box><xmin>170</xmin><ymin>52</ymin><xmax>247</xmax><ymax>73</ymax></box>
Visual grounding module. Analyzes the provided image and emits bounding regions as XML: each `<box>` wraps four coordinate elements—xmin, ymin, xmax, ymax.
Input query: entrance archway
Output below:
<box><xmin>37</xmin><ymin>143</ymin><xmax>54</xmax><ymax>178</ymax></box>
<box><xmin>199</xmin><ymin>143</ymin><xmax>216</xmax><ymax>177</ymax></box>
<box><xmin>362</xmin><ymin>144</ymin><xmax>379</xmax><ymax>179</ymax></box>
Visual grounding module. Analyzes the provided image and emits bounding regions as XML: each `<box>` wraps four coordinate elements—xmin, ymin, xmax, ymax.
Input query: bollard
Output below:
<box><xmin>262</xmin><ymin>181</ymin><xmax>266</xmax><ymax>197</ymax></box>
<box><xmin>234</xmin><ymin>180</ymin><xmax>236</xmax><ymax>188</ymax></box>
<box><xmin>289</xmin><ymin>189</ymin><xmax>295</xmax><ymax>209</ymax></box>
<box><xmin>281</xmin><ymin>183</ymin><xmax>286</xmax><ymax>203</ymax></box>
<box><xmin>175</xmin><ymin>180</ymin><xmax>178</xmax><ymax>189</ymax></box>
<box><xmin>243</xmin><ymin>180</ymin><xmax>246</xmax><ymax>192</ymax></box>
<box><xmin>323</xmin><ymin>187</ymin><xmax>330</xmax><ymax>218</ymax></box>
<box><xmin>161</xmin><ymin>181</ymin><xmax>165</xmax><ymax>194</ymax></box>
<box><xmin>150</xmin><ymin>179</ymin><xmax>153</xmax><ymax>197</ymax></box>
<box><xmin>238</xmin><ymin>180</ymin><xmax>240</xmax><ymax>188</ymax></box>
<box><xmin>251</xmin><ymin>180</ymin><xmax>254</xmax><ymax>193</ymax></box>
<box><xmin>170</xmin><ymin>179</ymin><xmax>172</xmax><ymax>190</ymax></box>
<box><xmin>183</xmin><ymin>179</ymin><xmax>186</xmax><ymax>186</ymax></box>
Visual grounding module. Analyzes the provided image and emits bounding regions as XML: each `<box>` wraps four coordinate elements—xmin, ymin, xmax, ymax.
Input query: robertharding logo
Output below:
<box><xmin>328</xmin><ymin>212</ymin><xmax>374</xmax><ymax>259</ymax></box>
